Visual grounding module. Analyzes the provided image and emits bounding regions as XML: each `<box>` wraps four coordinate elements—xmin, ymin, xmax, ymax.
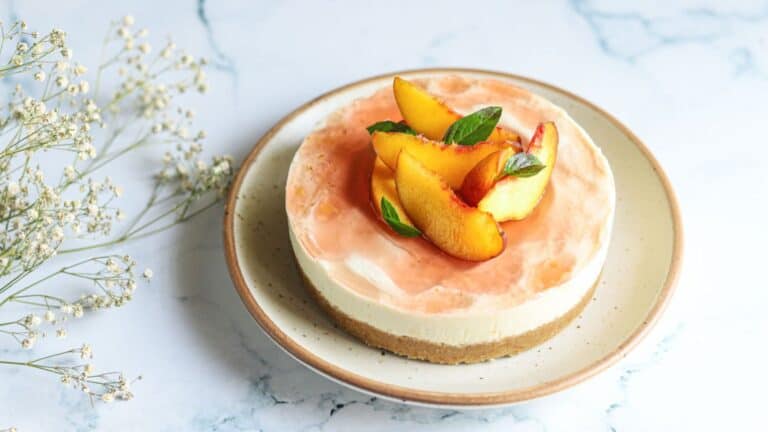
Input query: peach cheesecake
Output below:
<box><xmin>285</xmin><ymin>75</ymin><xmax>615</xmax><ymax>364</ymax></box>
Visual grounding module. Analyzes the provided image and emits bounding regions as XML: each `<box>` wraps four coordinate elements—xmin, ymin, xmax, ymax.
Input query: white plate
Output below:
<box><xmin>223</xmin><ymin>69</ymin><xmax>683</xmax><ymax>407</ymax></box>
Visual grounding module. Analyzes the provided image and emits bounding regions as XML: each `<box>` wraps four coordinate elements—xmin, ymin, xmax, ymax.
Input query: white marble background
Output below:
<box><xmin>1</xmin><ymin>0</ymin><xmax>767</xmax><ymax>430</ymax></box>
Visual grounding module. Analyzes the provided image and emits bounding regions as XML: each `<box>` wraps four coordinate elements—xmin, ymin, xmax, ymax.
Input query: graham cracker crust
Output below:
<box><xmin>298</xmin><ymin>266</ymin><xmax>598</xmax><ymax>365</ymax></box>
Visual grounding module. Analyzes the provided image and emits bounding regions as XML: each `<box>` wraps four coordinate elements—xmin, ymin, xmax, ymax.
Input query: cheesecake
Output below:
<box><xmin>285</xmin><ymin>75</ymin><xmax>615</xmax><ymax>364</ymax></box>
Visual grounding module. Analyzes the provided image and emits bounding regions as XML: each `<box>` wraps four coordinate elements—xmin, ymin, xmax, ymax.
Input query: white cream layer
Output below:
<box><xmin>290</xmin><ymin>221</ymin><xmax>611</xmax><ymax>347</ymax></box>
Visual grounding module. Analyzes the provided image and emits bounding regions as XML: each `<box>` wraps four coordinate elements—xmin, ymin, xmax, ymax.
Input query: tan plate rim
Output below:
<box><xmin>222</xmin><ymin>68</ymin><xmax>684</xmax><ymax>406</ymax></box>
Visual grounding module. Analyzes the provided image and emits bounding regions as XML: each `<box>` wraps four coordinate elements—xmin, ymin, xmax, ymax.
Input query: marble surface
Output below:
<box><xmin>1</xmin><ymin>0</ymin><xmax>766</xmax><ymax>430</ymax></box>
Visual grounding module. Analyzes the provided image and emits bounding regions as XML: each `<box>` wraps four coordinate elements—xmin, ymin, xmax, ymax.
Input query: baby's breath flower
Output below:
<box><xmin>6</xmin><ymin>181</ymin><xmax>20</xmax><ymax>196</ymax></box>
<box><xmin>80</xmin><ymin>344</ymin><xmax>92</xmax><ymax>359</ymax></box>
<box><xmin>74</xmin><ymin>63</ymin><xmax>87</xmax><ymax>75</ymax></box>
<box><xmin>0</xmin><ymin>15</ymin><xmax>232</xmax><ymax>405</ymax></box>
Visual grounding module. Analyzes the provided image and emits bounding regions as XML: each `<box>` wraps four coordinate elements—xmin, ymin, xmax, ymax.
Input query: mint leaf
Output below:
<box><xmin>380</xmin><ymin>197</ymin><xmax>421</xmax><ymax>237</ymax></box>
<box><xmin>499</xmin><ymin>153</ymin><xmax>546</xmax><ymax>179</ymax></box>
<box><xmin>443</xmin><ymin>106</ymin><xmax>502</xmax><ymax>145</ymax></box>
<box><xmin>367</xmin><ymin>120</ymin><xmax>417</xmax><ymax>135</ymax></box>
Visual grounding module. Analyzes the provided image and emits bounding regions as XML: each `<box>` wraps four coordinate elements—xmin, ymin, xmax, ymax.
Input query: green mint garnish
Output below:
<box><xmin>366</xmin><ymin>120</ymin><xmax>417</xmax><ymax>135</ymax></box>
<box><xmin>498</xmin><ymin>152</ymin><xmax>546</xmax><ymax>179</ymax></box>
<box><xmin>380</xmin><ymin>197</ymin><xmax>421</xmax><ymax>237</ymax></box>
<box><xmin>443</xmin><ymin>106</ymin><xmax>502</xmax><ymax>145</ymax></box>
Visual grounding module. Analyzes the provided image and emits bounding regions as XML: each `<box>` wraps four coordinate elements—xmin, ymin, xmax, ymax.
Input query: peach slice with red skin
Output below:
<box><xmin>393</xmin><ymin>76</ymin><xmax>520</xmax><ymax>145</ymax></box>
<box><xmin>370</xmin><ymin>157</ymin><xmax>412</xmax><ymax>225</ymax></box>
<box><xmin>372</xmin><ymin>131</ymin><xmax>514</xmax><ymax>190</ymax></box>
<box><xmin>460</xmin><ymin>147</ymin><xmax>517</xmax><ymax>207</ymax></box>
<box><xmin>395</xmin><ymin>151</ymin><xmax>504</xmax><ymax>261</ymax></box>
<box><xmin>460</xmin><ymin>122</ymin><xmax>558</xmax><ymax>222</ymax></box>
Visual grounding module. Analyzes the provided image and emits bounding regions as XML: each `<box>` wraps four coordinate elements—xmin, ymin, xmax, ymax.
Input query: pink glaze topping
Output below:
<box><xmin>286</xmin><ymin>76</ymin><xmax>614</xmax><ymax>314</ymax></box>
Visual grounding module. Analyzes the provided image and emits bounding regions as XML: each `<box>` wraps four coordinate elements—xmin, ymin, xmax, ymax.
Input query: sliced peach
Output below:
<box><xmin>460</xmin><ymin>147</ymin><xmax>517</xmax><ymax>207</ymax></box>
<box><xmin>372</xmin><ymin>131</ymin><xmax>513</xmax><ymax>189</ymax></box>
<box><xmin>474</xmin><ymin>122</ymin><xmax>559</xmax><ymax>221</ymax></box>
<box><xmin>395</xmin><ymin>151</ymin><xmax>504</xmax><ymax>261</ymax></box>
<box><xmin>370</xmin><ymin>157</ymin><xmax>412</xmax><ymax>225</ymax></box>
<box><xmin>393</xmin><ymin>76</ymin><xmax>519</xmax><ymax>144</ymax></box>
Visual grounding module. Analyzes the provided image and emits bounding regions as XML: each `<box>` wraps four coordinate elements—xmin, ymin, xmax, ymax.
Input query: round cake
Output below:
<box><xmin>285</xmin><ymin>75</ymin><xmax>615</xmax><ymax>364</ymax></box>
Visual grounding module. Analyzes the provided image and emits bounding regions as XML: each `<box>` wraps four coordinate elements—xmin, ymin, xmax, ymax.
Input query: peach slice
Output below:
<box><xmin>460</xmin><ymin>147</ymin><xmax>517</xmax><ymax>207</ymax></box>
<box><xmin>395</xmin><ymin>151</ymin><xmax>504</xmax><ymax>261</ymax></box>
<box><xmin>393</xmin><ymin>76</ymin><xmax>519</xmax><ymax>144</ymax></box>
<box><xmin>372</xmin><ymin>131</ymin><xmax>514</xmax><ymax>190</ymax></box>
<box><xmin>370</xmin><ymin>157</ymin><xmax>412</xmax><ymax>225</ymax></box>
<box><xmin>462</xmin><ymin>122</ymin><xmax>558</xmax><ymax>222</ymax></box>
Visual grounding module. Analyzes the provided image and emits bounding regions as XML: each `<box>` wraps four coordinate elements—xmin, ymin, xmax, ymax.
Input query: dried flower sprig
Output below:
<box><xmin>0</xmin><ymin>15</ymin><xmax>234</xmax><ymax>404</ymax></box>
<box><xmin>0</xmin><ymin>346</ymin><xmax>141</xmax><ymax>402</ymax></box>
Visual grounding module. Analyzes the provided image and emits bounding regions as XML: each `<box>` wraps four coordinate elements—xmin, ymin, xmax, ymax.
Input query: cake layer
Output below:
<box><xmin>285</xmin><ymin>75</ymin><xmax>615</xmax><ymax>346</ymax></box>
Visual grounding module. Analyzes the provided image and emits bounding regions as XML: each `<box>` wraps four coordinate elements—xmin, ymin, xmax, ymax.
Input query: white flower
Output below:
<box><xmin>142</xmin><ymin>268</ymin><xmax>153</xmax><ymax>280</ymax></box>
<box><xmin>55</xmin><ymin>75</ymin><xmax>68</xmax><ymax>88</ymax></box>
<box><xmin>79</xmin><ymin>81</ymin><xmax>90</xmax><ymax>94</ymax></box>
<box><xmin>56</xmin><ymin>328</ymin><xmax>67</xmax><ymax>339</ymax></box>
<box><xmin>101</xmin><ymin>392</ymin><xmax>115</xmax><ymax>403</ymax></box>
<box><xmin>83</xmin><ymin>363</ymin><xmax>94</xmax><ymax>376</ymax></box>
<box><xmin>73</xmin><ymin>304</ymin><xmax>84</xmax><ymax>318</ymax></box>
<box><xmin>34</xmin><ymin>71</ymin><xmax>46</xmax><ymax>81</ymax></box>
<box><xmin>27</xmin><ymin>314</ymin><xmax>42</xmax><ymax>327</ymax></box>
<box><xmin>123</xmin><ymin>15</ymin><xmax>135</xmax><ymax>26</ymax></box>
<box><xmin>106</xmin><ymin>258</ymin><xmax>120</xmax><ymax>273</ymax></box>
<box><xmin>6</xmin><ymin>182</ymin><xmax>20</xmax><ymax>196</ymax></box>
<box><xmin>21</xmin><ymin>337</ymin><xmax>35</xmax><ymax>349</ymax></box>
<box><xmin>61</xmin><ymin>48</ymin><xmax>73</xmax><ymax>58</ymax></box>
<box><xmin>80</xmin><ymin>343</ymin><xmax>92</xmax><ymax>359</ymax></box>
<box><xmin>11</xmin><ymin>55</ymin><xmax>23</xmax><ymax>66</ymax></box>
<box><xmin>138</xmin><ymin>43</ymin><xmax>151</xmax><ymax>54</ymax></box>
<box><xmin>44</xmin><ymin>310</ymin><xmax>56</xmax><ymax>322</ymax></box>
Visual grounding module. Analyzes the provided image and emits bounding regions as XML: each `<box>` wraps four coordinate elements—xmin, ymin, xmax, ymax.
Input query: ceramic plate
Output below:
<box><xmin>223</xmin><ymin>69</ymin><xmax>682</xmax><ymax>407</ymax></box>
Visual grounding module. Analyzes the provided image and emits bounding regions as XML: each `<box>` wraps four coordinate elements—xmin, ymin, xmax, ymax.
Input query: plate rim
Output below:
<box><xmin>222</xmin><ymin>68</ymin><xmax>684</xmax><ymax>406</ymax></box>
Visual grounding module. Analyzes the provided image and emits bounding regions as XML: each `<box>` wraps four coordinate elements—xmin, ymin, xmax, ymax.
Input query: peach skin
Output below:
<box><xmin>372</xmin><ymin>131</ymin><xmax>513</xmax><ymax>190</ymax></box>
<box><xmin>468</xmin><ymin>122</ymin><xmax>559</xmax><ymax>222</ymax></box>
<box><xmin>393</xmin><ymin>77</ymin><xmax>520</xmax><ymax>145</ymax></box>
<box><xmin>395</xmin><ymin>151</ymin><xmax>505</xmax><ymax>261</ymax></box>
<box><xmin>371</xmin><ymin>157</ymin><xmax>412</xmax><ymax>225</ymax></box>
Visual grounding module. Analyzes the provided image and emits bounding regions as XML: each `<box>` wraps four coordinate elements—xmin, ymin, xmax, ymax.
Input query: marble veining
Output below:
<box><xmin>1</xmin><ymin>0</ymin><xmax>765</xmax><ymax>431</ymax></box>
<box><xmin>196</xmin><ymin>0</ymin><xmax>239</xmax><ymax>89</ymax></box>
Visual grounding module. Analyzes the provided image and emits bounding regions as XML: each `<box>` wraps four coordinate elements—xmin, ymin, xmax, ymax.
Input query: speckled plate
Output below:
<box><xmin>223</xmin><ymin>69</ymin><xmax>683</xmax><ymax>408</ymax></box>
